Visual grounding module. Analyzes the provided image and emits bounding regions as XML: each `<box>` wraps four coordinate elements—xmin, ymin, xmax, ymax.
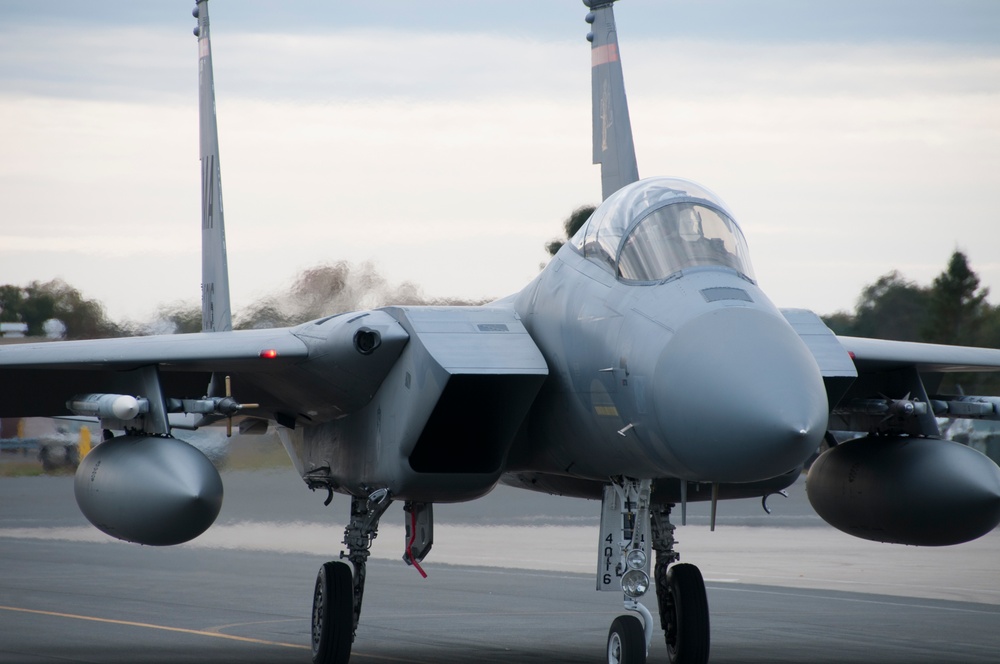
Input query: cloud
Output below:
<box><xmin>1</xmin><ymin>19</ymin><xmax>998</xmax><ymax>319</ymax></box>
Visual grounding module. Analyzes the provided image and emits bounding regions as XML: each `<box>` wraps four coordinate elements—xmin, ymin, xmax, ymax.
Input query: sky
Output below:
<box><xmin>1</xmin><ymin>0</ymin><xmax>998</xmax><ymax>324</ymax></box>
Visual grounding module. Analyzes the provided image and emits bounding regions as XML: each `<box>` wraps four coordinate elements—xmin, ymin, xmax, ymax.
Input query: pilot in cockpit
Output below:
<box><xmin>675</xmin><ymin>205</ymin><xmax>729</xmax><ymax>263</ymax></box>
<box><xmin>677</xmin><ymin>205</ymin><xmax>703</xmax><ymax>242</ymax></box>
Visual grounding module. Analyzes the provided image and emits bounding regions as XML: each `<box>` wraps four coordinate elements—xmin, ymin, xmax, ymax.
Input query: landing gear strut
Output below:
<box><xmin>652</xmin><ymin>505</ymin><xmax>709</xmax><ymax>664</ymax></box>
<box><xmin>599</xmin><ymin>486</ymin><xmax>711</xmax><ymax>664</ymax></box>
<box><xmin>311</xmin><ymin>489</ymin><xmax>392</xmax><ymax>664</ymax></box>
<box><xmin>600</xmin><ymin>479</ymin><xmax>655</xmax><ymax>664</ymax></box>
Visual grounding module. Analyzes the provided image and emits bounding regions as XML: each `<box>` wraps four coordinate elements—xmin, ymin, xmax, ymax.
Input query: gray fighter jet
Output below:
<box><xmin>3</xmin><ymin>2</ymin><xmax>1000</xmax><ymax>664</ymax></box>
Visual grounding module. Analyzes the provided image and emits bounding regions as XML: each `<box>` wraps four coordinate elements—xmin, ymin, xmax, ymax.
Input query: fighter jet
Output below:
<box><xmin>3</xmin><ymin>2</ymin><xmax>1000</xmax><ymax>663</ymax></box>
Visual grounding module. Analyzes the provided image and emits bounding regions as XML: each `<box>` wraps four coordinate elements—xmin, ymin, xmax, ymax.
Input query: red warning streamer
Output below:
<box><xmin>406</xmin><ymin>509</ymin><xmax>427</xmax><ymax>579</ymax></box>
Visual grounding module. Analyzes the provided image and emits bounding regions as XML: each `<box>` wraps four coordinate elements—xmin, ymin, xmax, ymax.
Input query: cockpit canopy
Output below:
<box><xmin>570</xmin><ymin>177</ymin><xmax>755</xmax><ymax>282</ymax></box>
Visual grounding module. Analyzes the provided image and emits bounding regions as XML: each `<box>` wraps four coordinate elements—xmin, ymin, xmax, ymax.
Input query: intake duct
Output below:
<box><xmin>409</xmin><ymin>373</ymin><xmax>543</xmax><ymax>473</ymax></box>
<box><xmin>384</xmin><ymin>306</ymin><xmax>548</xmax><ymax>479</ymax></box>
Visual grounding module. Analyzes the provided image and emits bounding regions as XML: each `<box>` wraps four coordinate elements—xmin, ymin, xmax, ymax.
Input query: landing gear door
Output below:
<box><xmin>597</xmin><ymin>483</ymin><xmax>651</xmax><ymax>591</ymax></box>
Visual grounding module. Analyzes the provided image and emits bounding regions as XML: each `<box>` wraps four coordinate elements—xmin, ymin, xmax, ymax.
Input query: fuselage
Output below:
<box><xmin>281</xmin><ymin>178</ymin><xmax>830</xmax><ymax>503</ymax></box>
<box><xmin>508</xmin><ymin>177</ymin><xmax>828</xmax><ymax>485</ymax></box>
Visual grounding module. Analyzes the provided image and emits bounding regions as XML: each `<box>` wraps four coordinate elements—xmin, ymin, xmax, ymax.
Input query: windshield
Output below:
<box><xmin>618</xmin><ymin>202</ymin><xmax>754</xmax><ymax>281</ymax></box>
<box><xmin>570</xmin><ymin>177</ymin><xmax>755</xmax><ymax>282</ymax></box>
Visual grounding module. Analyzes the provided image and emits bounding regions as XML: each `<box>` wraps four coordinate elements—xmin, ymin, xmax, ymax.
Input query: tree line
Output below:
<box><xmin>4</xmin><ymin>220</ymin><xmax>999</xmax><ymax>394</ymax></box>
<box><xmin>0</xmin><ymin>281</ymin><xmax>124</xmax><ymax>339</ymax></box>
<box><xmin>0</xmin><ymin>262</ymin><xmax>486</xmax><ymax>339</ymax></box>
<box><xmin>822</xmin><ymin>251</ymin><xmax>999</xmax><ymax>350</ymax></box>
<box><xmin>822</xmin><ymin>251</ymin><xmax>1000</xmax><ymax>393</ymax></box>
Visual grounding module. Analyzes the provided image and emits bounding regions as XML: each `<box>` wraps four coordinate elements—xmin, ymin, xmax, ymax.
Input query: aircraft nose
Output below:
<box><xmin>654</xmin><ymin>307</ymin><xmax>828</xmax><ymax>483</ymax></box>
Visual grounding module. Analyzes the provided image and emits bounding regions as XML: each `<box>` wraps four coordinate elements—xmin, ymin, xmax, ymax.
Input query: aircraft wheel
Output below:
<box><xmin>311</xmin><ymin>561</ymin><xmax>353</xmax><ymax>664</ymax></box>
<box><xmin>664</xmin><ymin>563</ymin><xmax>710</xmax><ymax>664</ymax></box>
<box><xmin>607</xmin><ymin>614</ymin><xmax>646</xmax><ymax>664</ymax></box>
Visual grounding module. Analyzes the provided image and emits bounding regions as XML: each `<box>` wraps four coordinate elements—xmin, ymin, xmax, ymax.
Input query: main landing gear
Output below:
<box><xmin>311</xmin><ymin>561</ymin><xmax>352</xmax><ymax>664</ymax></box>
<box><xmin>310</xmin><ymin>481</ymin><xmax>709</xmax><ymax>664</ymax></box>
<box><xmin>652</xmin><ymin>506</ymin><xmax>709</xmax><ymax>664</ymax></box>
<box><xmin>312</xmin><ymin>489</ymin><xmax>392</xmax><ymax>664</ymax></box>
<box><xmin>311</xmin><ymin>490</ymin><xmax>433</xmax><ymax>664</ymax></box>
<box><xmin>602</xmin><ymin>479</ymin><xmax>710</xmax><ymax>664</ymax></box>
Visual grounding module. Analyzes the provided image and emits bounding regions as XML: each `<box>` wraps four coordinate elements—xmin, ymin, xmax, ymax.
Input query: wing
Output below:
<box><xmin>0</xmin><ymin>311</ymin><xmax>409</xmax><ymax>426</ymax></box>
<box><xmin>782</xmin><ymin>309</ymin><xmax>1000</xmax><ymax>437</ymax></box>
<box><xmin>838</xmin><ymin>336</ymin><xmax>1000</xmax><ymax>374</ymax></box>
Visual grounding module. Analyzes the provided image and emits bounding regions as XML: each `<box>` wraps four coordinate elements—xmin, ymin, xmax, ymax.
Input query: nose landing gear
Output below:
<box><xmin>601</xmin><ymin>481</ymin><xmax>710</xmax><ymax>664</ymax></box>
<box><xmin>600</xmin><ymin>479</ymin><xmax>655</xmax><ymax>663</ymax></box>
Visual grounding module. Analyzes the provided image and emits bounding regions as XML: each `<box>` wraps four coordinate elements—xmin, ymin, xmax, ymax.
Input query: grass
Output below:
<box><xmin>0</xmin><ymin>431</ymin><xmax>294</xmax><ymax>478</ymax></box>
<box><xmin>223</xmin><ymin>433</ymin><xmax>294</xmax><ymax>471</ymax></box>
<box><xmin>0</xmin><ymin>459</ymin><xmax>64</xmax><ymax>477</ymax></box>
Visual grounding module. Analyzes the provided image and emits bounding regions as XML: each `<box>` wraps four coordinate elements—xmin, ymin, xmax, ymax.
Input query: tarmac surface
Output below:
<box><xmin>2</xmin><ymin>464</ymin><xmax>1000</xmax><ymax>664</ymax></box>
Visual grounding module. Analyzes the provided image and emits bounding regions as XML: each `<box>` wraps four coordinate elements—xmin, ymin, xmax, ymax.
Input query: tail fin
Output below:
<box><xmin>193</xmin><ymin>0</ymin><xmax>232</xmax><ymax>332</ymax></box>
<box><xmin>584</xmin><ymin>1</ymin><xmax>639</xmax><ymax>201</ymax></box>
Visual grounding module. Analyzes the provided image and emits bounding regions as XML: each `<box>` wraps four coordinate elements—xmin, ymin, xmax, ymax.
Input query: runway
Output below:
<box><xmin>2</xmin><ymin>467</ymin><xmax>1000</xmax><ymax>663</ymax></box>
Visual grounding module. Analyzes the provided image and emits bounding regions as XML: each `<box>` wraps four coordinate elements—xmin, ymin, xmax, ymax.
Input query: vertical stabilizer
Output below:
<box><xmin>193</xmin><ymin>1</ymin><xmax>232</xmax><ymax>332</ymax></box>
<box><xmin>584</xmin><ymin>1</ymin><xmax>639</xmax><ymax>201</ymax></box>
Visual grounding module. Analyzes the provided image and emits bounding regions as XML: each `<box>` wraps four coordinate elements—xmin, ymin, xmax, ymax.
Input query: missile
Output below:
<box><xmin>930</xmin><ymin>395</ymin><xmax>1000</xmax><ymax>419</ymax></box>
<box><xmin>67</xmin><ymin>393</ymin><xmax>148</xmax><ymax>420</ymax></box>
<box><xmin>807</xmin><ymin>435</ymin><xmax>1000</xmax><ymax>546</ymax></box>
<box><xmin>74</xmin><ymin>435</ymin><xmax>223</xmax><ymax>546</ymax></box>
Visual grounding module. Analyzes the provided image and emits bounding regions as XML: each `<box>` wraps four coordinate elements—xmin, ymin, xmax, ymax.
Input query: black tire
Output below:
<box><xmin>311</xmin><ymin>561</ymin><xmax>353</xmax><ymax>664</ymax></box>
<box><xmin>663</xmin><ymin>563</ymin><xmax>710</xmax><ymax>664</ymax></box>
<box><xmin>607</xmin><ymin>614</ymin><xmax>646</xmax><ymax>664</ymax></box>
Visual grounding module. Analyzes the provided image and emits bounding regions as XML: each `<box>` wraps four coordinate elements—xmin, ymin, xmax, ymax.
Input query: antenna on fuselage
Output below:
<box><xmin>584</xmin><ymin>0</ymin><xmax>640</xmax><ymax>201</ymax></box>
<box><xmin>193</xmin><ymin>0</ymin><xmax>233</xmax><ymax>332</ymax></box>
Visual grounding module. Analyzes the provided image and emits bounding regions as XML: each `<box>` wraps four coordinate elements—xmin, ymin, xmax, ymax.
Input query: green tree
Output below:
<box><xmin>819</xmin><ymin>310</ymin><xmax>856</xmax><ymax>336</ymax></box>
<box><xmin>0</xmin><ymin>286</ymin><xmax>27</xmax><ymax>323</ymax></box>
<box><xmin>823</xmin><ymin>271</ymin><xmax>930</xmax><ymax>342</ymax></box>
<box><xmin>920</xmin><ymin>251</ymin><xmax>996</xmax><ymax>393</ymax></box>
<box><xmin>0</xmin><ymin>280</ymin><xmax>121</xmax><ymax>339</ymax></box>
<box><xmin>545</xmin><ymin>205</ymin><xmax>596</xmax><ymax>256</ymax></box>
<box><xmin>822</xmin><ymin>252</ymin><xmax>1000</xmax><ymax>395</ymax></box>
<box><xmin>921</xmin><ymin>250</ymin><xmax>988</xmax><ymax>346</ymax></box>
<box><xmin>977</xmin><ymin>307</ymin><xmax>1000</xmax><ymax>350</ymax></box>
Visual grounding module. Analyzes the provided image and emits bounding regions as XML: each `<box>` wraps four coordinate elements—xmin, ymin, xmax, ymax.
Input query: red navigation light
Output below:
<box><xmin>259</xmin><ymin>349</ymin><xmax>278</xmax><ymax>359</ymax></box>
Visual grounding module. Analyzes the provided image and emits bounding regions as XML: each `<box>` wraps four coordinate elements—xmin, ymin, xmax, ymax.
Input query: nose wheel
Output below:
<box><xmin>608</xmin><ymin>614</ymin><xmax>647</xmax><ymax>664</ymax></box>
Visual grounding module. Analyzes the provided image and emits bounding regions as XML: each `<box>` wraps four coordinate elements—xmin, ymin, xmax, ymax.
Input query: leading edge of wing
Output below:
<box><xmin>839</xmin><ymin>335</ymin><xmax>1000</xmax><ymax>373</ymax></box>
<box><xmin>0</xmin><ymin>327</ymin><xmax>308</xmax><ymax>372</ymax></box>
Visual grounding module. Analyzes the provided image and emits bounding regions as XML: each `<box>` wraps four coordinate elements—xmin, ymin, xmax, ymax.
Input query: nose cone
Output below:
<box><xmin>655</xmin><ymin>307</ymin><xmax>827</xmax><ymax>482</ymax></box>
